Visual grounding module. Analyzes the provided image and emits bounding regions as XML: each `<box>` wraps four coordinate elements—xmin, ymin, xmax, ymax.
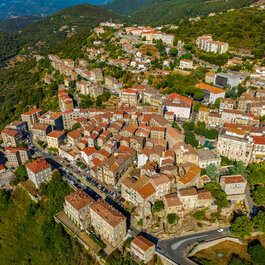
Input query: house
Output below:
<box><xmin>252</xmin><ymin>136</ymin><xmax>265</xmax><ymax>163</ymax></box>
<box><xmin>21</xmin><ymin>108</ymin><xmax>42</xmax><ymax>129</ymax></box>
<box><xmin>7</xmin><ymin>120</ymin><xmax>28</xmax><ymax>133</ymax></box>
<box><xmin>25</xmin><ymin>158</ymin><xmax>52</xmax><ymax>188</ymax></box>
<box><xmin>150</xmin><ymin>114</ymin><xmax>171</xmax><ymax>128</ymax></box>
<box><xmin>196</xmin><ymin>149</ymin><xmax>221</xmax><ymax>169</ymax></box>
<box><xmin>179</xmin><ymin>59</ymin><xmax>193</xmax><ymax>69</ymax></box>
<box><xmin>81</xmin><ymin>147</ymin><xmax>97</xmax><ymax>165</ymax></box>
<box><xmin>46</xmin><ymin>130</ymin><xmax>65</xmax><ymax>149</ymax></box>
<box><xmin>196</xmin><ymin>83</ymin><xmax>225</xmax><ymax>104</ymax></box>
<box><xmin>131</xmin><ymin>235</ymin><xmax>155</xmax><ymax>263</ymax></box>
<box><xmin>119</xmin><ymin>89</ymin><xmax>139</xmax><ymax>107</ymax></box>
<box><xmin>166</xmin><ymin>128</ymin><xmax>185</xmax><ymax>149</ymax></box>
<box><xmin>58</xmin><ymin>91</ymin><xmax>74</xmax><ymax>112</ymax></box>
<box><xmin>220</xmin><ymin>175</ymin><xmax>247</xmax><ymax>202</ymax></box>
<box><xmin>205</xmin><ymin>72</ymin><xmax>215</xmax><ymax>84</ymax></box>
<box><xmin>164</xmin><ymin>193</ymin><xmax>184</xmax><ymax>218</ymax></box>
<box><xmin>178</xmin><ymin>164</ymin><xmax>201</xmax><ymax>190</ymax></box>
<box><xmin>164</xmin><ymin>93</ymin><xmax>192</xmax><ymax>120</ymax></box>
<box><xmin>90</xmin><ymin>68</ymin><xmax>103</xmax><ymax>82</ymax></box>
<box><xmin>64</xmin><ymin>189</ymin><xmax>95</xmax><ymax>229</ymax></box>
<box><xmin>89</xmin><ymin>199</ymin><xmax>127</xmax><ymax>247</ymax></box>
<box><xmin>6</xmin><ymin>147</ymin><xmax>31</xmax><ymax>166</ymax></box>
<box><xmin>219</xmin><ymin>98</ymin><xmax>235</xmax><ymax>113</ymax></box>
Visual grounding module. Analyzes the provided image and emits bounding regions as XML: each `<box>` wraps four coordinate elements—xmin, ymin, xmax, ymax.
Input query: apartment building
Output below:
<box><xmin>214</xmin><ymin>72</ymin><xmax>244</xmax><ymax>88</ymax></box>
<box><xmin>196</xmin><ymin>35</ymin><xmax>229</xmax><ymax>54</ymax></box>
<box><xmin>6</xmin><ymin>120</ymin><xmax>28</xmax><ymax>133</ymax></box>
<box><xmin>21</xmin><ymin>108</ymin><xmax>42</xmax><ymax>129</ymax></box>
<box><xmin>217</xmin><ymin>128</ymin><xmax>253</xmax><ymax>164</ymax></box>
<box><xmin>164</xmin><ymin>93</ymin><xmax>192</xmax><ymax>120</ymax></box>
<box><xmin>179</xmin><ymin>59</ymin><xmax>193</xmax><ymax>69</ymax></box>
<box><xmin>196</xmin><ymin>83</ymin><xmax>225</xmax><ymax>104</ymax></box>
<box><xmin>119</xmin><ymin>89</ymin><xmax>139</xmax><ymax>107</ymax></box>
<box><xmin>221</xmin><ymin>109</ymin><xmax>259</xmax><ymax>126</ymax></box>
<box><xmin>64</xmin><ymin>189</ymin><xmax>95</xmax><ymax>229</ymax></box>
<box><xmin>39</xmin><ymin>111</ymin><xmax>64</xmax><ymax>131</ymax></box>
<box><xmin>219</xmin><ymin>98</ymin><xmax>235</xmax><ymax>113</ymax></box>
<box><xmin>25</xmin><ymin>158</ymin><xmax>52</xmax><ymax>188</ymax></box>
<box><xmin>46</xmin><ymin>130</ymin><xmax>65</xmax><ymax>149</ymax></box>
<box><xmin>89</xmin><ymin>200</ymin><xmax>127</xmax><ymax>247</ymax></box>
<box><xmin>1</xmin><ymin>128</ymin><xmax>23</xmax><ymax>147</ymax></box>
<box><xmin>166</xmin><ymin>128</ymin><xmax>185</xmax><ymax>149</ymax></box>
<box><xmin>131</xmin><ymin>235</ymin><xmax>155</xmax><ymax>263</ymax></box>
<box><xmin>251</xmin><ymin>136</ymin><xmax>265</xmax><ymax>163</ymax></box>
<box><xmin>32</xmin><ymin>123</ymin><xmax>52</xmax><ymax>142</ymax></box>
<box><xmin>6</xmin><ymin>147</ymin><xmax>31</xmax><ymax>166</ymax></box>
<box><xmin>164</xmin><ymin>193</ymin><xmax>184</xmax><ymax>218</ymax></box>
<box><xmin>90</xmin><ymin>68</ymin><xmax>103</xmax><ymax>82</ymax></box>
<box><xmin>205</xmin><ymin>72</ymin><xmax>215</xmax><ymax>83</ymax></box>
<box><xmin>62</xmin><ymin>109</ymin><xmax>90</xmax><ymax>130</ymax></box>
<box><xmin>58</xmin><ymin>91</ymin><xmax>74</xmax><ymax>112</ymax></box>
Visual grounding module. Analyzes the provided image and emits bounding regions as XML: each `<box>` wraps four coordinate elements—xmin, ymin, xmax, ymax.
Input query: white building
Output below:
<box><xmin>196</xmin><ymin>35</ymin><xmax>229</xmax><ymax>54</ymax></box>
<box><xmin>196</xmin><ymin>83</ymin><xmax>225</xmax><ymax>104</ymax></box>
<box><xmin>25</xmin><ymin>158</ymin><xmax>52</xmax><ymax>188</ymax></box>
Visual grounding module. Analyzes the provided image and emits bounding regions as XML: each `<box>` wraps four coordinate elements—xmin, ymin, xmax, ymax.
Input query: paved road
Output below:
<box><xmin>156</xmin><ymin>227</ymin><xmax>230</xmax><ymax>265</ymax></box>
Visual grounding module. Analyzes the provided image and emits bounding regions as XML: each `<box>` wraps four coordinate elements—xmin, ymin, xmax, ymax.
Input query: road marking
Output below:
<box><xmin>171</xmin><ymin>235</ymin><xmax>208</xmax><ymax>250</ymax></box>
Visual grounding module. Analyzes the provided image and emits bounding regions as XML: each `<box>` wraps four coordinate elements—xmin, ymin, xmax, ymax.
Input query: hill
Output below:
<box><xmin>0</xmin><ymin>4</ymin><xmax>120</xmax><ymax>67</ymax></box>
<box><xmin>0</xmin><ymin>15</ymin><xmax>45</xmax><ymax>33</ymax></box>
<box><xmin>0</xmin><ymin>0</ymin><xmax>108</xmax><ymax>20</ymax></box>
<box><xmin>173</xmin><ymin>8</ymin><xmax>265</xmax><ymax>57</ymax></box>
<box><xmin>130</xmin><ymin>0</ymin><xmax>256</xmax><ymax>25</ymax></box>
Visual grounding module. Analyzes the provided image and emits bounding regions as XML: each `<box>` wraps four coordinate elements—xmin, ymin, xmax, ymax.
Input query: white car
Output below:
<box><xmin>217</xmin><ymin>228</ymin><xmax>224</xmax><ymax>232</ymax></box>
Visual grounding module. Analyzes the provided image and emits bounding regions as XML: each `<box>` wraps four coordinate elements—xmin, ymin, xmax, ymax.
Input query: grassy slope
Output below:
<box><xmin>130</xmin><ymin>0</ymin><xmax>256</xmax><ymax>25</ymax></box>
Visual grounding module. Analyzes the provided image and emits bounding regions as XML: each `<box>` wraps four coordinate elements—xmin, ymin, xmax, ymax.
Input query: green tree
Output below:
<box><xmin>0</xmin><ymin>190</ymin><xmax>9</xmax><ymax>210</ymax></box>
<box><xmin>206</xmin><ymin>164</ymin><xmax>218</xmax><ymax>182</ymax></box>
<box><xmin>228</xmin><ymin>255</ymin><xmax>252</xmax><ymax>265</ymax></box>
<box><xmin>167</xmin><ymin>213</ymin><xmax>178</xmax><ymax>224</ymax></box>
<box><xmin>231</xmin><ymin>161</ymin><xmax>249</xmax><ymax>178</ymax></box>
<box><xmin>183</xmin><ymin>121</ymin><xmax>195</xmax><ymax>131</ymax></box>
<box><xmin>11</xmin><ymin>165</ymin><xmax>28</xmax><ymax>185</ymax></box>
<box><xmin>152</xmin><ymin>201</ymin><xmax>164</xmax><ymax>212</ymax></box>
<box><xmin>231</xmin><ymin>216</ymin><xmax>253</xmax><ymax>238</ymax></box>
<box><xmin>169</xmin><ymin>48</ymin><xmax>178</xmax><ymax>56</ymax></box>
<box><xmin>252</xmin><ymin>185</ymin><xmax>265</xmax><ymax>204</ymax></box>
<box><xmin>253</xmin><ymin>211</ymin><xmax>265</xmax><ymax>233</ymax></box>
<box><xmin>214</xmin><ymin>97</ymin><xmax>223</xmax><ymax>108</ymax></box>
<box><xmin>71</xmin><ymin>123</ymin><xmax>81</xmax><ymax>131</ymax></box>
<box><xmin>194</xmin><ymin>91</ymin><xmax>204</xmax><ymax>101</ymax></box>
<box><xmin>248</xmin><ymin>239</ymin><xmax>265</xmax><ymax>265</ymax></box>
<box><xmin>96</xmin><ymin>96</ymin><xmax>102</xmax><ymax>107</ymax></box>
<box><xmin>184</xmin><ymin>131</ymin><xmax>198</xmax><ymax>147</ymax></box>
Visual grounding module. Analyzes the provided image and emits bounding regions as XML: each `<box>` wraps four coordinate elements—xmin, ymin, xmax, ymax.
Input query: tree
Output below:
<box><xmin>248</xmin><ymin>239</ymin><xmax>265</xmax><ymax>265</ymax></box>
<box><xmin>194</xmin><ymin>91</ymin><xmax>204</xmax><ymax>101</ymax></box>
<box><xmin>184</xmin><ymin>131</ymin><xmax>198</xmax><ymax>148</ymax></box>
<box><xmin>231</xmin><ymin>216</ymin><xmax>253</xmax><ymax>238</ymax></box>
<box><xmin>228</xmin><ymin>255</ymin><xmax>252</xmax><ymax>265</ymax></box>
<box><xmin>193</xmin><ymin>209</ymin><xmax>206</xmax><ymax>220</ymax></box>
<box><xmin>152</xmin><ymin>201</ymin><xmax>164</xmax><ymax>212</ymax></box>
<box><xmin>0</xmin><ymin>190</ymin><xmax>9</xmax><ymax>210</ymax></box>
<box><xmin>253</xmin><ymin>211</ymin><xmax>265</xmax><ymax>233</ymax></box>
<box><xmin>71</xmin><ymin>123</ymin><xmax>81</xmax><ymax>131</ymax></box>
<box><xmin>11</xmin><ymin>165</ymin><xmax>28</xmax><ymax>185</ymax></box>
<box><xmin>206</xmin><ymin>164</ymin><xmax>218</xmax><ymax>182</ymax></box>
<box><xmin>169</xmin><ymin>48</ymin><xmax>178</xmax><ymax>56</ymax></box>
<box><xmin>167</xmin><ymin>213</ymin><xmax>178</xmax><ymax>224</ymax></box>
<box><xmin>247</xmin><ymin>162</ymin><xmax>265</xmax><ymax>185</ymax></box>
<box><xmin>252</xmin><ymin>185</ymin><xmax>265</xmax><ymax>204</ymax></box>
<box><xmin>183</xmin><ymin>121</ymin><xmax>195</xmax><ymax>131</ymax></box>
<box><xmin>231</xmin><ymin>161</ymin><xmax>249</xmax><ymax>178</ymax></box>
<box><xmin>214</xmin><ymin>97</ymin><xmax>223</xmax><ymax>108</ymax></box>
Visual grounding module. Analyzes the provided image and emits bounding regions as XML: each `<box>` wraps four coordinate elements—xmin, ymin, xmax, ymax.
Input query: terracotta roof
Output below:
<box><xmin>22</xmin><ymin>108</ymin><xmax>41</xmax><ymax>116</ymax></box>
<box><xmin>167</xmin><ymin>127</ymin><xmax>183</xmax><ymax>138</ymax></box>
<box><xmin>32</xmin><ymin>123</ymin><xmax>50</xmax><ymax>131</ymax></box>
<box><xmin>179</xmin><ymin>166</ymin><xmax>201</xmax><ymax>184</ymax></box>
<box><xmin>82</xmin><ymin>147</ymin><xmax>97</xmax><ymax>157</ymax></box>
<box><xmin>65</xmin><ymin>189</ymin><xmax>95</xmax><ymax>210</ymax></box>
<box><xmin>131</xmin><ymin>235</ymin><xmax>155</xmax><ymax>252</ymax></box>
<box><xmin>137</xmin><ymin>182</ymin><xmax>156</xmax><ymax>199</ymax></box>
<box><xmin>90</xmin><ymin>200</ymin><xmax>126</xmax><ymax>227</ymax></box>
<box><xmin>179</xmin><ymin>187</ymin><xmax>197</xmax><ymax>196</ymax></box>
<box><xmin>253</xmin><ymin>136</ymin><xmax>265</xmax><ymax>145</ymax></box>
<box><xmin>165</xmin><ymin>193</ymin><xmax>183</xmax><ymax>207</ymax></box>
<box><xmin>26</xmin><ymin>158</ymin><xmax>51</xmax><ymax>173</ymax></box>
<box><xmin>197</xmin><ymin>189</ymin><xmax>213</xmax><ymax>200</ymax></box>
<box><xmin>47</xmin><ymin>130</ymin><xmax>65</xmax><ymax>138</ymax></box>
<box><xmin>222</xmin><ymin>175</ymin><xmax>245</xmax><ymax>184</ymax></box>
<box><xmin>196</xmin><ymin>83</ymin><xmax>225</xmax><ymax>94</ymax></box>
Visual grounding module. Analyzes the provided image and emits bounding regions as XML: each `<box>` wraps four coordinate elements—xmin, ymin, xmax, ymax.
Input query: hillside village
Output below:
<box><xmin>1</xmin><ymin>5</ymin><xmax>265</xmax><ymax>265</ymax></box>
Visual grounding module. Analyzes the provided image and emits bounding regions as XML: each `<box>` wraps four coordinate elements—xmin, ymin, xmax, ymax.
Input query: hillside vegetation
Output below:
<box><xmin>0</xmin><ymin>173</ymin><xmax>96</xmax><ymax>264</ymax></box>
<box><xmin>0</xmin><ymin>32</ymin><xmax>20</xmax><ymax>67</ymax></box>
<box><xmin>0</xmin><ymin>4</ymin><xmax>120</xmax><ymax>67</ymax></box>
<box><xmin>0</xmin><ymin>15</ymin><xmax>45</xmax><ymax>33</ymax></box>
<box><xmin>130</xmin><ymin>0</ymin><xmax>255</xmax><ymax>25</ymax></box>
<box><xmin>173</xmin><ymin>8</ymin><xmax>265</xmax><ymax>57</ymax></box>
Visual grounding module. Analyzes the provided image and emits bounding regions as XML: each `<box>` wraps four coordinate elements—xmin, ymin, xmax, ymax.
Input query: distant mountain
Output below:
<box><xmin>0</xmin><ymin>0</ymin><xmax>109</xmax><ymax>20</ymax></box>
<box><xmin>0</xmin><ymin>15</ymin><xmax>45</xmax><ymax>33</ymax></box>
<box><xmin>130</xmin><ymin>0</ymin><xmax>256</xmax><ymax>24</ymax></box>
<box><xmin>0</xmin><ymin>4</ymin><xmax>120</xmax><ymax>66</ymax></box>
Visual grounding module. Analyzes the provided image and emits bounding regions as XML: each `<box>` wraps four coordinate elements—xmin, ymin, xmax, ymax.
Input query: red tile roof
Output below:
<box><xmin>26</xmin><ymin>158</ymin><xmax>51</xmax><ymax>173</ymax></box>
<box><xmin>65</xmin><ymin>189</ymin><xmax>94</xmax><ymax>210</ymax></box>
<box><xmin>131</xmin><ymin>235</ymin><xmax>155</xmax><ymax>252</ymax></box>
<box><xmin>22</xmin><ymin>108</ymin><xmax>41</xmax><ymax>116</ymax></box>
<box><xmin>222</xmin><ymin>175</ymin><xmax>245</xmax><ymax>184</ymax></box>
<box><xmin>253</xmin><ymin>136</ymin><xmax>265</xmax><ymax>145</ymax></box>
